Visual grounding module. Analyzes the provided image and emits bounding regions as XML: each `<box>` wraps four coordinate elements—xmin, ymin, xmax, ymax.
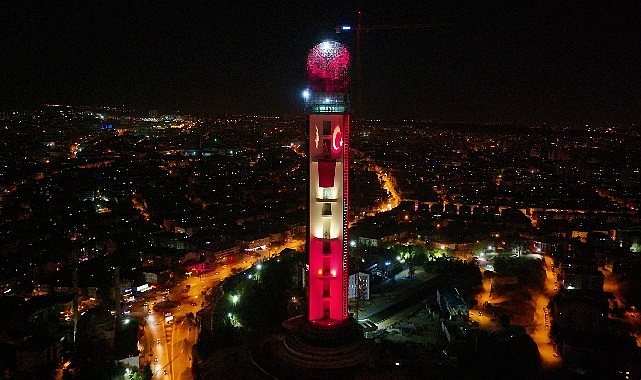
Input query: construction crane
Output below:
<box><xmin>336</xmin><ymin>11</ymin><xmax>449</xmax><ymax>117</ymax></box>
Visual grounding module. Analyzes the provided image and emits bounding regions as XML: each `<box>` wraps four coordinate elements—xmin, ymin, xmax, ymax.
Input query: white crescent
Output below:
<box><xmin>332</xmin><ymin>126</ymin><xmax>343</xmax><ymax>151</ymax></box>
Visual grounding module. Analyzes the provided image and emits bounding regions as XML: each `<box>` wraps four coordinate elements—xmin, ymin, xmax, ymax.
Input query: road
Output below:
<box><xmin>132</xmin><ymin>239</ymin><xmax>305</xmax><ymax>379</ymax></box>
<box><xmin>529</xmin><ymin>255</ymin><xmax>561</xmax><ymax>367</ymax></box>
<box><xmin>472</xmin><ymin>253</ymin><xmax>561</xmax><ymax>367</ymax></box>
<box><xmin>134</xmin><ymin>269</ymin><xmax>228</xmax><ymax>379</ymax></box>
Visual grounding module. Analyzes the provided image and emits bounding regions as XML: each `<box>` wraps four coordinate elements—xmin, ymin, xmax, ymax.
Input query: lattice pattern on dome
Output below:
<box><xmin>307</xmin><ymin>41</ymin><xmax>350</xmax><ymax>80</ymax></box>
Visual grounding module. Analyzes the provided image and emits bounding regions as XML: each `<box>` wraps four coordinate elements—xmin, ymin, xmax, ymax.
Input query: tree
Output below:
<box><xmin>138</xmin><ymin>363</ymin><xmax>153</xmax><ymax>380</ymax></box>
<box><xmin>504</xmin><ymin>234</ymin><xmax>529</xmax><ymax>257</ymax></box>
<box><xmin>509</xmin><ymin>239</ymin><xmax>528</xmax><ymax>257</ymax></box>
<box><xmin>471</xmin><ymin>241</ymin><xmax>487</xmax><ymax>256</ymax></box>
<box><xmin>402</xmin><ymin>245</ymin><xmax>426</xmax><ymax>278</ymax></box>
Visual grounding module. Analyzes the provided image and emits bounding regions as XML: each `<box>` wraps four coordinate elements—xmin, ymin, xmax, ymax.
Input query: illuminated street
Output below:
<box><xmin>375</xmin><ymin>167</ymin><xmax>401</xmax><ymax>211</ymax></box>
<box><xmin>472</xmin><ymin>265</ymin><xmax>504</xmax><ymax>330</ymax></box>
<box><xmin>131</xmin><ymin>238</ymin><xmax>305</xmax><ymax>379</ymax></box>
<box><xmin>473</xmin><ymin>254</ymin><xmax>561</xmax><ymax>367</ymax></box>
<box><xmin>528</xmin><ymin>256</ymin><xmax>561</xmax><ymax>367</ymax></box>
<box><xmin>352</xmin><ymin>150</ymin><xmax>402</xmax><ymax>213</ymax></box>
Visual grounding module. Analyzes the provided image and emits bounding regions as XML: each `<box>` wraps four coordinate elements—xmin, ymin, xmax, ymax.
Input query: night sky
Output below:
<box><xmin>1</xmin><ymin>1</ymin><xmax>639</xmax><ymax>126</ymax></box>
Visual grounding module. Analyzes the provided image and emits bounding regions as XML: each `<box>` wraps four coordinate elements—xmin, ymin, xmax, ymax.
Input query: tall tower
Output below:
<box><xmin>252</xmin><ymin>42</ymin><xmax>367</xmax><ymax>378</ymax></box>
<box><xmin>305</xmin><ymin>41</ymin><xmax>351</xmax><ymax>324</ymax></box>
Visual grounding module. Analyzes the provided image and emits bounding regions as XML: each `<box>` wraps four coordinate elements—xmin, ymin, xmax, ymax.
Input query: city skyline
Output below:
<box><xmin>1</xmin><ymin>1</ymin><xmax>640</xmax><ymax>126</ymax></box>
<box><xmin>2</xmin><ymin>102</ymin><xmax>641</xmax><ymax>377</ymax></box>
<box><xmin>2</xmin><ymin>3</ymin><xmax>641</xmax><ymax>375</ymax></box>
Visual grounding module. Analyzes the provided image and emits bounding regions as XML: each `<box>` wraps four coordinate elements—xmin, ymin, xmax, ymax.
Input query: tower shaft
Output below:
<box><xmin>305</xmin><ymin>41</ymin><xmax>352</xmax><ymax>325</ymax></box>
<box><xmin>307</xmin><ymin>111</ymin><xmax>350</xmax><ymax>323</ymax></box>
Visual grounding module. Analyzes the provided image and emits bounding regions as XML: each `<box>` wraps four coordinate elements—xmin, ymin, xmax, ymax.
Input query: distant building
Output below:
<box><xmin>142</xmin><ymin>268</ymin><xmax>170</xmax><ymax>286</ymax></box>
<box><xmin>21</xmin><ymin>295</ymin><xmax>73</xmax><ymax>330</ymax></box>
<box><xmin>604</xmin><ymin>254</ymin><xmax>641</xmax><ymax>274</ymax></box>
<box><xmin>437</xmin><ymin>288</ymin><xmax>468</xmax><ymax>320</ymax></box>
<box><xmin>358</xmin><ymin>237</ymin><xmax>378</xmax><ymax>247</ymax></box>
<box><xmin>76</xmin><ymin>307</ymin><xmax>117</xmax><ymax>352</ymax></box>
<box><xmin>15</xmin><ymin>334</ymin><xmax>64</xmax><ymax>377</ymax></box>
<box><xmin>550</xmin><ymin>290</ymin><xmax>609</xmax><ymax>332</ymax></box>
<box><xmin>348</xmin><ymin>272</ymin><xmax>370</xmax><ymax>300</ymax></box>
<box><xmin>560</xmin><ymin>267</ymin><xmax>604</xmax><ymax>291</ymax></box>
<box><xmin>149</xmin><ymin>230</ymin><xmax>197</xmax><ymax>250</ymax></box>
<box><xmin>204</xmin><ymin>246</ymin><xmax>241</xmax><ymax>265</ymax></box>
<box><xmin>615</xmin><ymin>227</ymin><xmax>641</xmax><ymax>252</ymax></box>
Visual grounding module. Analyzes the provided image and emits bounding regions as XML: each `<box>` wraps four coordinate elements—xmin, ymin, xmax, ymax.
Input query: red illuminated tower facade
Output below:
<box><xmin>305</xmin><ymin>41</ymin><xmax>351</xmax><ymax>324</ymax></box>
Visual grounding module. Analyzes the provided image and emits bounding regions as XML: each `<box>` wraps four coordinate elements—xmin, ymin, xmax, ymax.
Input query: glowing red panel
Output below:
<box><xmin>308</xmin><ymin>237</ymin><xmax>344</xmax><ymax>321</ymax></box>
<box><xmin>318</xmin><ymin>159</ymin><xmax>336</xmax><ymax>187</ymax></box>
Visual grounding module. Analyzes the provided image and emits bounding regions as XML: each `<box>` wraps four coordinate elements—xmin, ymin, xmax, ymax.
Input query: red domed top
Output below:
<box><xmin>306</xmin><ymin>41</ymin><xmax>350</xmax><ymax>80</ymax></box>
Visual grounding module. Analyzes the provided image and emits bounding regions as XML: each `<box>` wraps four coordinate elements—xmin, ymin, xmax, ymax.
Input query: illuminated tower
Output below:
<box><xmin>305</xmin><ymin>41</ymin><xmax>351</xmax><ymax>324</ymax></box>
<box><xmin>251</xmin><ymin>41</ymin><xmax>367</xmax><ymax>378</ymax></box>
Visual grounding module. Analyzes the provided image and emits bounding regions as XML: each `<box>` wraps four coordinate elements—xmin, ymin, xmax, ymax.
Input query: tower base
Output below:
<box><xmin>251</xmin><ymin>318</ymin><xmax>371</xmax><ymax>379</ymax></box>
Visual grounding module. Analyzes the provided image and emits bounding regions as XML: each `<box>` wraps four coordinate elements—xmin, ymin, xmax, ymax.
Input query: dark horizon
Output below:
<box><xmin>1</xmin><ymin>1</ymin><xmax>639</xmax><ymax>126</ymax></box>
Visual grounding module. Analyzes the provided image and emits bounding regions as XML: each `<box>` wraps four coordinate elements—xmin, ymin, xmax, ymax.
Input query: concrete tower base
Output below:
<box><xmin>251</xmin><ymin>318</ymin><xmax>372</xmax><ymax>379</ymax></box>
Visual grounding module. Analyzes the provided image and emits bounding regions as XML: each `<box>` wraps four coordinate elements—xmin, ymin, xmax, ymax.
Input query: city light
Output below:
<box><xmin>2</xmin><ymin>15</ymin><xmax>639</xmax><ymax>378</ymax></box>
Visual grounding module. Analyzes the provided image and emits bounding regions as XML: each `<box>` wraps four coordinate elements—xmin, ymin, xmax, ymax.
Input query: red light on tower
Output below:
<box><xmin>306</xmin><ymin>41</ymin><xmax>351</xmax><ymax>325</ymax></box>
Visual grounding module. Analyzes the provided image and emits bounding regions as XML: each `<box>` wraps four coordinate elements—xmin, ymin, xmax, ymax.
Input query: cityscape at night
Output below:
<box><xmin>1</xmin><ymin>2</ymin><xmax>641</xmax><ymax>380</ymax></box>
